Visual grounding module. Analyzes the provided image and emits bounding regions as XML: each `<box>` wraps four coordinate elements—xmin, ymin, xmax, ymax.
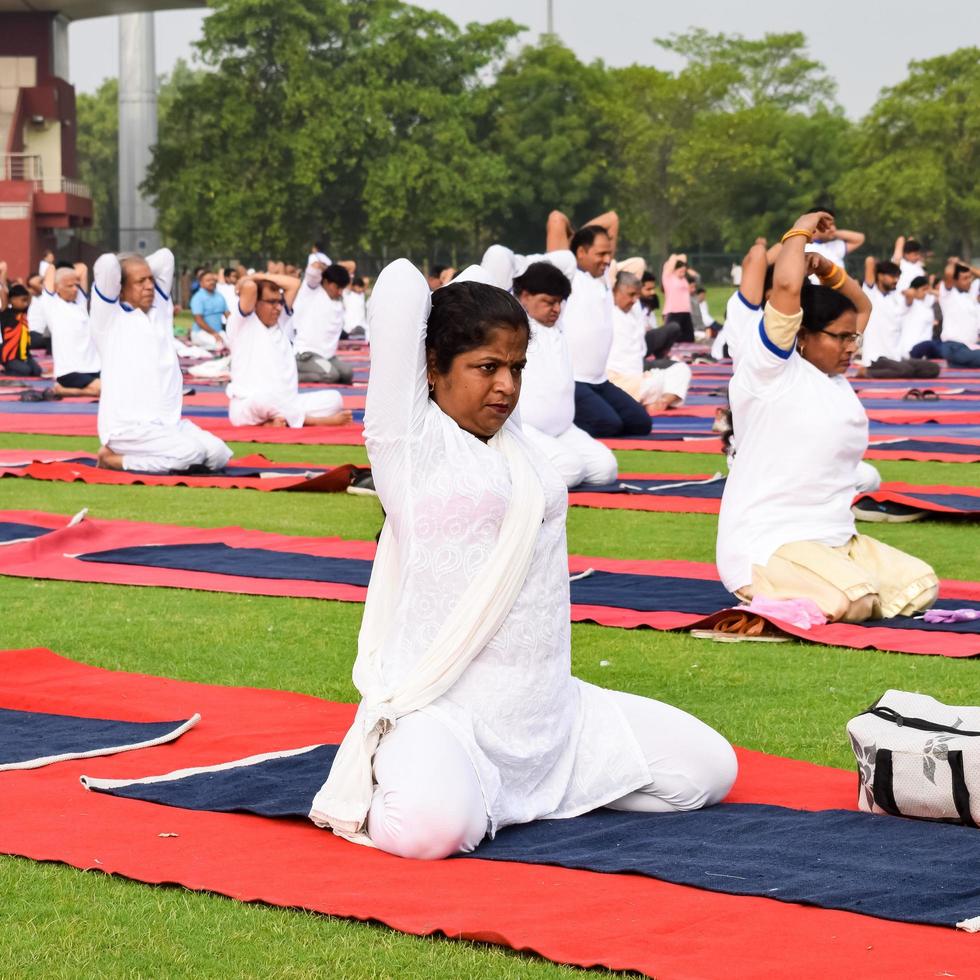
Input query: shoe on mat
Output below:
<box><xmin>852</xmin><ymin>497</ymin><xmax>926</xmax><ymax>523</ymax></box>
<box><xmin>346</xmin><ymin>469</ymin><xmax>377</xmax><ymax>496</ymax></box>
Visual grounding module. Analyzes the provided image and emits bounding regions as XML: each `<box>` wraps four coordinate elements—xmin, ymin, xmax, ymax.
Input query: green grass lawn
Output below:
<box><xmin>0</xmin><ymin>431</ymin><xmax>977</xmax><ymax>977</ymax></box>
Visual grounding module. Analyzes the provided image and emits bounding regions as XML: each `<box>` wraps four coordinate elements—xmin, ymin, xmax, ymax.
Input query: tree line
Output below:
<box><xmin>76</xmin><ymin>0</ymin><xmax>979</xmax><ymax>271</ymax></box>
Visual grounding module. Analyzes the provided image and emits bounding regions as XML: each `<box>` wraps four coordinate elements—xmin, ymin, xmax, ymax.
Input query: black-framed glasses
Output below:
<box><xmin>258</xmin><ymin>297</ymin><xmax>284</xmax><ymax>306</ymax></box>
<box><xmin>819</xmin><ymin>329</ymin><xmax>862</xmax><ymax>349</ymax></box>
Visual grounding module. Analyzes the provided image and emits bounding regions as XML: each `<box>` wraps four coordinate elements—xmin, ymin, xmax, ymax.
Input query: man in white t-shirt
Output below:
<box><xmin>898</xmin><ymin>276</ymin><xmax>936</xmax><ymax>357</ymax></box>
<box><xmin>216</xmin><ymin>267</ymin><xmax>239</xmax><ymax>313</ymax></box>
<box><xmin>803</xmin><ymin>206</ymin><xmax>865</xmax><ymax>271</ymax></box>
<box><xmin>42</xmin><ymin>262</ymin><xmax>101</xmax><ymax>397</ymax></box>
<box><xmin>510</xmin><ymin>260</ymin><xmax>617</xmax><ymax>487</ymax></box>
<box><xmin>938</xmin><ymin>259</ymin><xmax>980</xmax><ymax>349</ymax></box>
<box><xmin>860</xmin><ymin>259</ymin><xmax>906</xmax><ymax>366</ymax></box>
<box><xmin>91</xmin><ymin>249</ymin><xmax>232</xmax><ymax>474</ymax></box>
<box><xmin>543</xmin><ymin>210</ymin><xmax>651</xmax><ymax>438</ymax></box>
<box><xmin>292</xmin><ymin>262</ymin><xmax>354</xmax><ymax>383</ymax></box>
<box><xmin>226</xmin><ymin>275</ymin><xmax>351</xmax><ymax>428</ymax></box>
<box><xmin>343</xmin><ymin>276</ymin><xmax>368</xmax><ymax>339</ymax></box>
<box><xmin>608</xmin><ymin>271</ymin><xmax>691</xmax><ymax>412</ymax></box>
<box><xmin>891</xmin><ymin>236</ymin><xmax>927</xmax><ymax>291</ymax></box>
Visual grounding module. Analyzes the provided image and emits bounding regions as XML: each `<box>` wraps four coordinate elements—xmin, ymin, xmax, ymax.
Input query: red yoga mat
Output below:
<box><xmin>0</xmin><ymin>451</ymin><xmax>361</xmax><ymax>493</ymax></box>
<box><xmin>2</xmin><ymin>648</ymin><xmax>978</xmax><ymax>980</ymax></box>
<box><xmin>0</xmin><ymin>510</ymin><xmax>976</xmax><ymax>658</ymax></box>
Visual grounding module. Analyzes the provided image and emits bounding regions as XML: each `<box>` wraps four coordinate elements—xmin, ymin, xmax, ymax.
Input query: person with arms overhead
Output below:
<box><xmin>717</xmin><ymin>212</ymin><xmax>937</xmax><ymax>624</ymax></box>
<box><xmin>91</xmin><ymin>249</ymin><xmax>233</xmax><ymax>474</ymax></box>
<box><xmin>225</xmin><ymin>272</ymin><xmax>351</xmax><ymax>428</ymax></box>
<box><xmin>310</xmin><ymin>258</ymin><xmax>736</xmax><ymax>858</ymax></box>
<box><xmin>42</xmin><ymin>261</ymin><xmax>101</xmax><ymax>397</ymax></box>
<box><xmin>545</xmin><ymin>210</ymin><xmax>651</xmax><ymax>438</ymax></box>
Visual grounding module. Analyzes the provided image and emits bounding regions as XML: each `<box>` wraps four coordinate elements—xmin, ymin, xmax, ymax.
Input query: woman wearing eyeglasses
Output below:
<box><xmin>716</xmin><ymin>211</ymin><xmax>938</xmax><ymax>624</ymax></box>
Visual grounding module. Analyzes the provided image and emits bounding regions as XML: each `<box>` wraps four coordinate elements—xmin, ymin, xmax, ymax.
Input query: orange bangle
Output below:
<box><xmin>820</xmin><ymin>266</ymin><xmax>847</xmax><ymax>290</ymax></box>
<box><xmin>781</xmin><ymin>228</ymin><xmax>813</xmax><ymax>244</ymax></box>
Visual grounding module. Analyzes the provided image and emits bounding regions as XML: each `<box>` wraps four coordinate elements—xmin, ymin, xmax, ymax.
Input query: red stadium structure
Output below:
<box><xmin>0</xmin><ymin>1</ymin><xmax>202</xmax><ymax>280</ymax></box>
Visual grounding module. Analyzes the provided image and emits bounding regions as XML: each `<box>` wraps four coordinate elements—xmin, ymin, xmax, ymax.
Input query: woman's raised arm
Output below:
<box><xmin>364</xmin><ymin>258</ymin><xmax>432</xmax><ymax>443</ymax></box>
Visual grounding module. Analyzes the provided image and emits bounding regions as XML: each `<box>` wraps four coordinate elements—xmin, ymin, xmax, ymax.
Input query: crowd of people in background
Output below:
<box><xmin>1</xmin><ymin>206</ymin><xmax>978</xmax><ymax>477</ymax></box>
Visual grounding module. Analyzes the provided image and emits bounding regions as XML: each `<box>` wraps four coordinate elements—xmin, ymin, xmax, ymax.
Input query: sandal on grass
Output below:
<box><xmin>690</xmin><ymin>610</ymin><xmax>790</xmax><ymax>643</ymax></box>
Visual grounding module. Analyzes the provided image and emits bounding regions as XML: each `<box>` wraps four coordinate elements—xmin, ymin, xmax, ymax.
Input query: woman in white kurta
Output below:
<box><xmin>311</xmin><ymin>258</ymin><xmax>736</xmax><ymax>860</ymax></box>
<box><xmin>717</xmin><ymin>212</ymin><xmax>938</xmax><ymax>624</ymax></box>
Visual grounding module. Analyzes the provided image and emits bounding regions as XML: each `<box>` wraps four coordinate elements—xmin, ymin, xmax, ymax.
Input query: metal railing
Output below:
<box><xmin>1</xmin><ymin>154</ymin><xmax>90</xmax><ymax>198</ymax></box>
<box><xmin>1</xmin><ymin>152</ymin><xmax>43</xmax><ymax>181</ymax></box>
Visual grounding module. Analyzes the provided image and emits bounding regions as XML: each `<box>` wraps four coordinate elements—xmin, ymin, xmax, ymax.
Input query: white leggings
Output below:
<box><xmin>367</xmin><ymin>690</ymin><xmax>737</xmax><ymax>861</ymax></box>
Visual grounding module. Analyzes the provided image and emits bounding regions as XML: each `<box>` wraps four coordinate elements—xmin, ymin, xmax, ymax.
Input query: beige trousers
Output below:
<box><xmin>738</xmin><ymin>535</ymin><xmax>939</xmax><ymax>623</ymax></box>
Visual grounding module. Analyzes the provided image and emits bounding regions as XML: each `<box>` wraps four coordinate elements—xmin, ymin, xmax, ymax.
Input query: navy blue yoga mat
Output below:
<box><xmin>73</xmin><ymin>543</ymin><xmax>980</xmax><ymax>634</ymax></box>
<box><xmin>573</xmin><ymin>478</ymin><xmax>726</xmax><ymax>499</ymax></box>
<box><xmin>75</xmin><ymin>543</ymin><xmax>735</xmax><ymax>613</ymax></box>
<box><xmin>0</xmin><ymin>707</ymin><xmax>198</xmax><ymax>770</ymax></box>
<box><xmin>42</xmin><ymin>457</ymin><xmax>330</xmax><ymax>478</ymax></box>
<box><xmin>0</xmin><ymin>520</ymin><xmax>49</xmax><ymax>543</ymax></box>
<box><xmin>82</xmin><ymin>743</ymin><xmax>980</xmax><ymax>929</ymax></box>
<box><xmin>78</xmin><ymin>543</ymin><xmax>375</xmax><ymax>587</ymax></box>
<box><xmin>893</xmin><ymin>491</ymin><xmax>980</xmax><ymax>513</ymax></box>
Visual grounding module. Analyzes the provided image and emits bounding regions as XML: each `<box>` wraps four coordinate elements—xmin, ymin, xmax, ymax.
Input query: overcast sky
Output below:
<box><xmin>68</xmin><ymin>0</ymin><xmax>979</xmax><ymax>119</ymax></box>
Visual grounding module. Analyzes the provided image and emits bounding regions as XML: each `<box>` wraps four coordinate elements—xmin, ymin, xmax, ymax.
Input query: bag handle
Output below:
<box><xmin>864</xmin><ymin>705</ymin><xmax>980</xmax><ymax>738</ymax></box>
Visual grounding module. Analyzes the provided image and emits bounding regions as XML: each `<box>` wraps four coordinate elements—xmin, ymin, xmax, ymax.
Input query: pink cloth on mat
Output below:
<box><xmin>743</xmin><ymin>596</ymin><xmax>828</xmax><ymax>630</ymax></box>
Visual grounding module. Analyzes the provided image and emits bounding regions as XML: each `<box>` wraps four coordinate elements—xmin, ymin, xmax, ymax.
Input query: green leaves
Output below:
<box><xmin>75</xmin><ymin>6</ymin><xmax>977</xmax><ymax>265</ymax></box>
<box><xmin>836</xmin><ymin>48</ymin><xmax>980</xmax><ymax>257</ymax></box>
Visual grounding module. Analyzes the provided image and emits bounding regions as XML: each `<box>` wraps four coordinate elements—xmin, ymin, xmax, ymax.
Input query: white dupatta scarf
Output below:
<box><xmin>309</xmin><ymin>424</ymin><xmax>546</xmax><ymax>842</ymax></box>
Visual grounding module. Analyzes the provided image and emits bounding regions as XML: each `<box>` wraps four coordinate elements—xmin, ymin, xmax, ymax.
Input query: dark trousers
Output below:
<box><xmin>865</xmin><ymin>357</ymin><xmax>941</xmax><ymax>379</ymax></box>
<box><xmin>2</xmin><ymin>356</ymin><xmax>42</xmax><ymax>377</ymax></box>
<box><xmin>573</xmin><ymin>380</ymin><xmax>652</xmax><ymax>438</ymax></box>
<box><xmin>29</xmin><ymin>331</ymin><xmax>51</xmax><ymax>353</ymax></box>
<box><xmin>645</xmin><ymin>322</ymin><xmax>683</xmax><ymax>359</ymax></box>
<box><xmin>664</xmin><ymin>312</ymin><xmax>694</xmax><ymax>343</ymax></box>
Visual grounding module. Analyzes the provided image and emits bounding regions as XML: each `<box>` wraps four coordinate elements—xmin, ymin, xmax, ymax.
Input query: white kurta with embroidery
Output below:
<box><xmin>363</xmin><ymin>259</ymin><xmax>650</xmax><ymax>834</ymax></box>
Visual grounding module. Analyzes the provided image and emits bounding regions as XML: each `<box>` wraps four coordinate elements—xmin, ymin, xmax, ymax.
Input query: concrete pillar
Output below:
<box><xmin>118</xmin><ymin>12</ymin><xmax>159</xmax><ymax>253</ymax></box>
<box><xmin>52</xmin><ymin>15</ymin><xmax>70</xmax><ymax>81</ymax></box>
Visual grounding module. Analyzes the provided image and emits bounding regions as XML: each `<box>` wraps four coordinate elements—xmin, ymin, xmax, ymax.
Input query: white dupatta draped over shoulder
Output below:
<box><xmin>309</xmin><ymin>424</ymin><xmax>545</xmax><ymax>842</ymax></box>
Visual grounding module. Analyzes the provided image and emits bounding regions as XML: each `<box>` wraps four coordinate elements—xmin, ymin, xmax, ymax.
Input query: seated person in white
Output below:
<box><xmin>309</xmin><ymin>258</ymin><xmax>736</xmax><ymax>858</ymax></box>
<box><xmin>803</xmin><ymin>206</ymin><xmax>865</xmax><ymax>271</ymax></box>
<box><xmin>90</xmin><ymin>250</ymin><xmax>233</xmax><ymax>474</ymax></box>
<box><xmin>513</xmin><ymin>261</ymin><xmax>617</xmax><ymax>487</ymax></box>
<box><xmin>292</xmin><ymin>262</ymin><xmax>354</xmax><ymax>384</ymax></box>
<box><xmin>42</xmin><ymin>262</ymin><xmax>101</xmax><ymax>397</ymax></box>
<box><xmin>226</xmin><ymin>274</ymin><xmax>351</xmax><ymax>428</ymax></box>
<box><xmin>717</xmin><ymin>211</ymin><xmax>937</xmax><ymax>623</ymax></box>
<box><xmin>343</xmin><ymin>276</ymin><xmax>368</xmax><ymax>339</ymax></box>
<box><xmin>939</xmin><ymin>259</ymin><xmax>980</xmax><ymax>348</ymax></box>
<box><xmin>898</xmin><ymin>276</ymin><xmax>936</xmax><ymax>356</ymax></box>
<box><xmin>607</xmin><ymin>270</ymin><xmax>691</xmax><ymax>412</ymax></box>
<box><xmin>892</xmin><ymin>236</ymin><xmax>927</xmax><ymax>291</ymax></box>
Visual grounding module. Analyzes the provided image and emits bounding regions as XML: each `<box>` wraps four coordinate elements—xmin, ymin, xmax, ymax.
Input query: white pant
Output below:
<box><xmin>187</xmin><ymin>355</ymin><xmax>231</xmax><ymax>378</ymax></box>
<box><xmin>229</xmin><ymin>389</ymin><xmax>343</xmax><ymax>428</ymax></box>
<box><xmin>110</xmin><ymin>418</ymin><xmax>233</xmax><ymax>474</ymax></box>
<box><xmin>367</xmin><ymin>690</ymin><xmax>737</xmax><ymax>860</ymax></box>
<box><xmin>610</xmin><ymin>362</ymin><xmax>692</xmax><ymax>408</ymax></box>
<box><xmin>523</xmin><ymin>423</ymin><xmax>618</xmax><ymax>488</ymax></box>
<box><xmin>191</xmin><ymin>329</ymin><xmax>226</xmax><ymax>351</ymax></box>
